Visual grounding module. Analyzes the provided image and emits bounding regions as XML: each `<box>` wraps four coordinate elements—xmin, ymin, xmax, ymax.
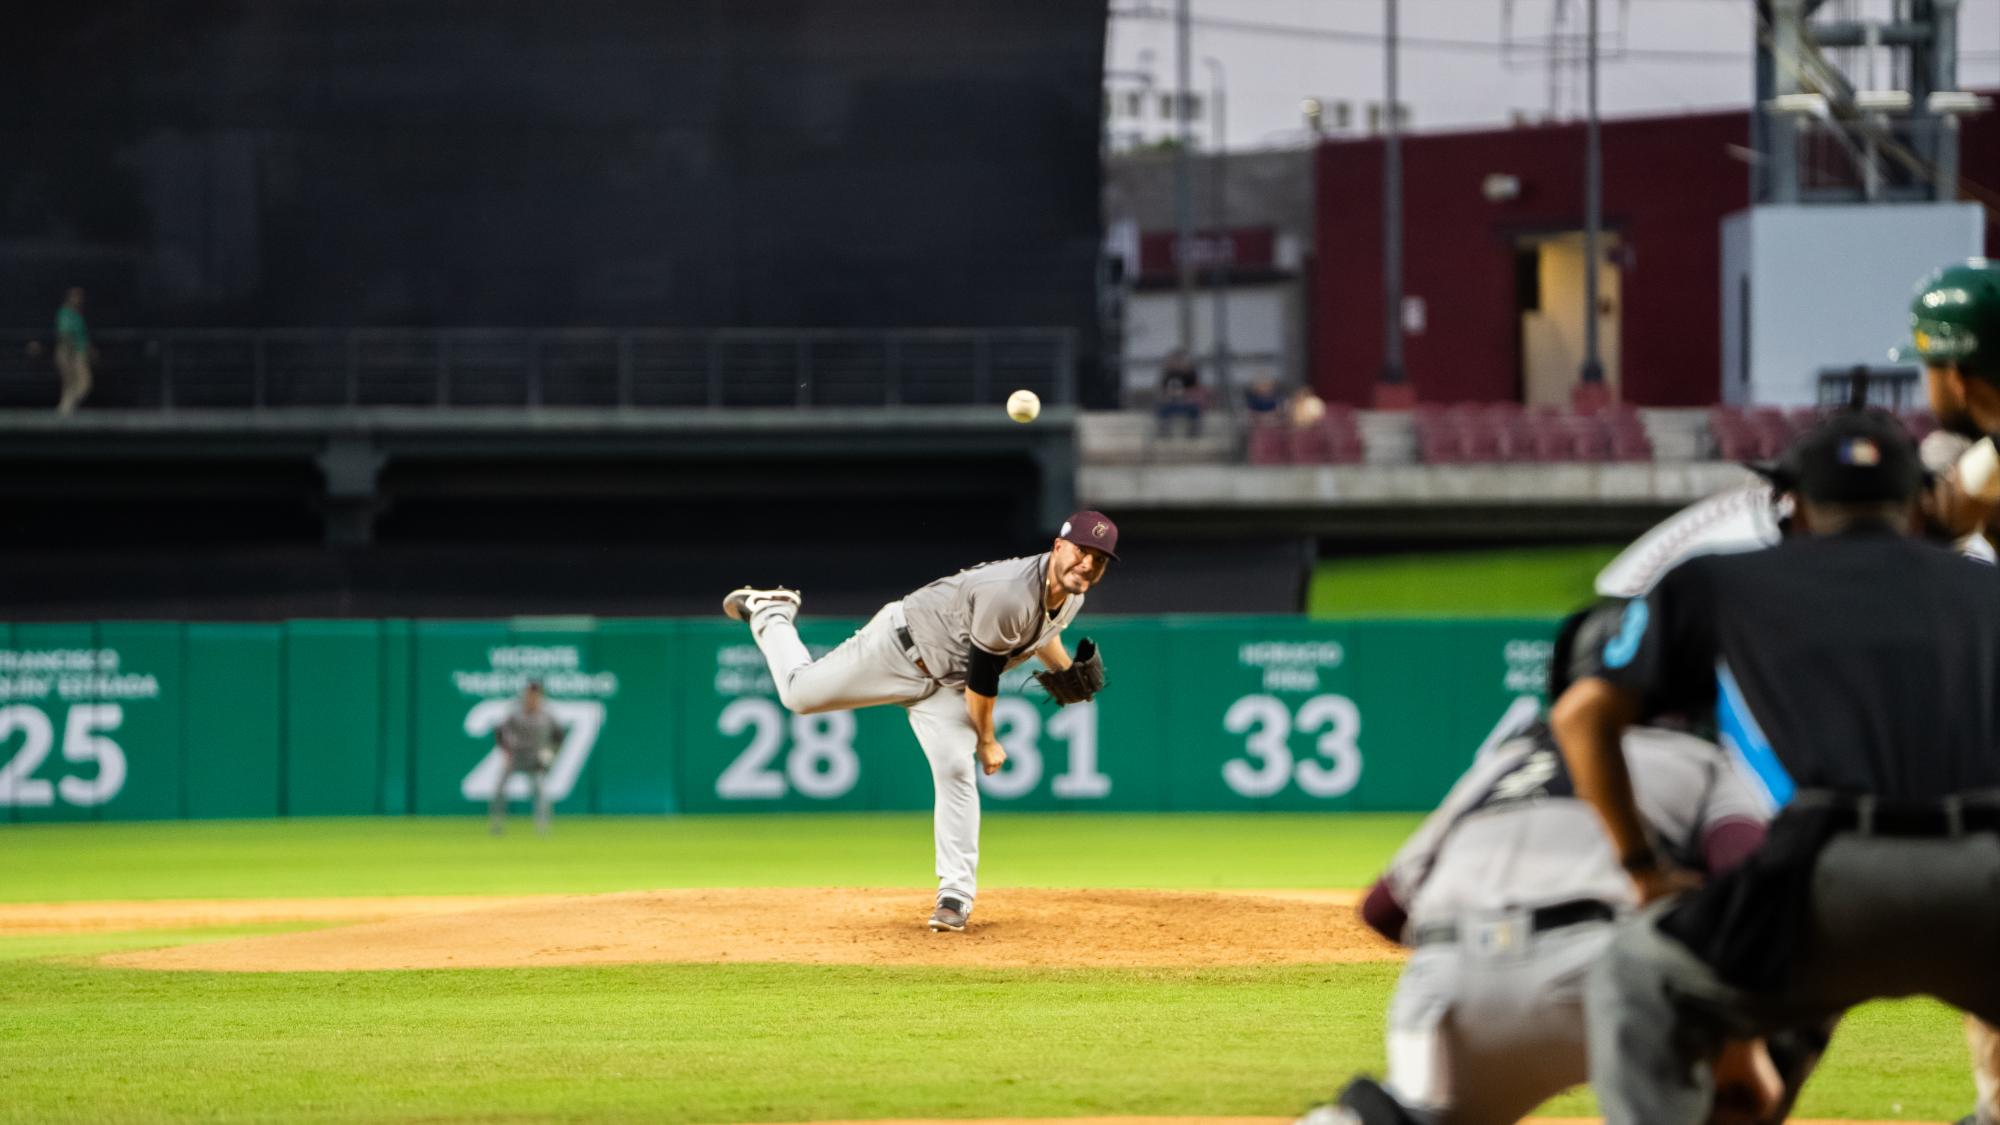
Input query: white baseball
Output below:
<box><xmin>1006</xmin><ymin>389</ymin><xmax>1041</xmax><ymax>423</ymax></box>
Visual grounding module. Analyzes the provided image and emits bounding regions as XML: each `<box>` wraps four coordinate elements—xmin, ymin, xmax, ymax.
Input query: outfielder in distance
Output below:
<box><xmin>488</xmin><ymin>679</ymin><xmax>567</xmax><ymax>836</ymax></box>
<box><xmin>721</xmin><ymin>511</ymin><xmax>1116</xmax><ymax>933</ymax></box>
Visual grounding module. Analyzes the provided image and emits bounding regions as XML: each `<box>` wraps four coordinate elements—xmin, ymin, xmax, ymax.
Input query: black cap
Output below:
<box><xmin>1773</xmin><ymin>410</ymin><xmax>1923</xmax><ymax>504</ymax></box>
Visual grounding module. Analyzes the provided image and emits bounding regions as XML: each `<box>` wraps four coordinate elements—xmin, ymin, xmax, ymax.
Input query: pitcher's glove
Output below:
<box><xmin>1033</xmin><ymin>638</ymin><xmax>1106</xmax><ymax>706</ymax></box>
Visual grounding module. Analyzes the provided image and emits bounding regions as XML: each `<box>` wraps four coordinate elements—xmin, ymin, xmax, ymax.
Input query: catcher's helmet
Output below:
<box><xmin>1896</xmin><ymin>259</ymin><xmax>2000</xmax><ymax>378</ymax></box>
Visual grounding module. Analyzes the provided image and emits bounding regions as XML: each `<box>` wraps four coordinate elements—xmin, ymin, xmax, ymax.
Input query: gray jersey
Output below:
<box><xmin>1385</xmin><ymin>724</ymin><xmax>1768</xmax><ymax>931</ymax></box>
<box><xmin>899</xmin><ymin>553</ymin><xmax>1083</xmax><ymax>688</ymax></box>
<box><xmin>497</xmin><ymin>708</ymin><xmax>565</xmax><ymax>770</ymax></box>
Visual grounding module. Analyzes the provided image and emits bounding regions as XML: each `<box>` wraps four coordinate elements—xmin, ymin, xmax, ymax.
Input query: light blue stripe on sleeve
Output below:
<box><xmin>1603</xmin><ymin>600</ymin><xmax>1649</xmax><ymax>669</ymax></box>
<box><xmin>1715</xmin><ymin>661</ymin><xmax>1792</xmax><ymax>811</ymax></box>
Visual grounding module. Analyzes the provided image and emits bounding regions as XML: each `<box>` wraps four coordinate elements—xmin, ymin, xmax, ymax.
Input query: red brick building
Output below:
<box><xmin>1312</xmin><ymin>107</ymin><xmax>2000</xmax><ymax>406</ymax></box>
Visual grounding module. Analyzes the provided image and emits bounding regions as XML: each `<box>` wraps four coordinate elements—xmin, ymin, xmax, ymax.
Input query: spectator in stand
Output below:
<box><xmin>1244</xmin><ymin>377</ymin><xmax>1283</xmax><ymax>423</ymax></box>
<box><xmin>1287</xmin><ymin>385</ymin><xmax>1327</xmax><ymax>429</ymax></box>
<box><xmin>53</xmin><ymin>287</ymin><xmax>94</xmax><ymax>416</ymax></box>
<box><xmin>1156</xmin><ymin>348</ymin><xmax>1203</xmax><ymax>438</ymax></box>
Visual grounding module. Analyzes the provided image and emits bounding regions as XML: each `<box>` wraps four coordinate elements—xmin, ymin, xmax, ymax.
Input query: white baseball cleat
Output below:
<box><xmin>722</xmin><ymin>586</ymin><xmax>801</xmax><ymax>623</ymax></box>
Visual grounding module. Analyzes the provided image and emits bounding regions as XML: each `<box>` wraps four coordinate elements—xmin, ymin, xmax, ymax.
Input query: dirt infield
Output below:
<box><xmin>74</xmin><ymin>887</ymin><xmax>1388</xmax><ymax>972</ymax></box>
<box><xmin>5</xmin><ymin>897</ymin><xmax>1939</xmax><ymax>1123</ymax></box>
<box><xmin>0</xmin><ymin>895</ymin><xmax>556</xmax><ymax>934</ymax></box>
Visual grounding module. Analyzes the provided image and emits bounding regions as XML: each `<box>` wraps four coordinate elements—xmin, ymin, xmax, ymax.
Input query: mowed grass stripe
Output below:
<box><xmin>0</xmin><ymin>814</ymin><xmax>1419</xmax><ymax>902</ymax></box>
<box><xmin>0</xmin><ymin>956</ymin><xmax>1975</xmax><ymax>1124</ymax></box>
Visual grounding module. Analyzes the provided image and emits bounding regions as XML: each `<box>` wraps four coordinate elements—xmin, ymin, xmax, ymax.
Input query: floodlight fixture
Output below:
<box><xmin>1926</xmin><ymin>91</ymin><xmax>1994</xmax><ymax>116</ymax></box>
<box><xmin>1764</xmin><ymin>93</ymin><xmax>1831</xmax><ymax>118</ymax></box>
<box><xmin>1853</xmin><ymin>89</ymin><xmax>1912</xmax><ymax>114</ymax></box>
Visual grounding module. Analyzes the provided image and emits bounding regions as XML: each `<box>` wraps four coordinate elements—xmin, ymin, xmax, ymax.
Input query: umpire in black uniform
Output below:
<box><xmin>1550</xmin><ymin>409</ymin><xmax>2000</xmax><ymax>1124</ymax></box>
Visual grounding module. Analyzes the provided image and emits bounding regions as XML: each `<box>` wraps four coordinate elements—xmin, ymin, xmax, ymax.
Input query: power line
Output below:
<box><xmin>1108</xmin><ymin>6</ymin><xmax>1755</xmax><ymax>62</ymax></box>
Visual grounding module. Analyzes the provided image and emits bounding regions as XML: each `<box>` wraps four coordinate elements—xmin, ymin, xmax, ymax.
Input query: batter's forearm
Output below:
<box><xmin>1550</xmin><ymin>678</ymin><xmax>1651</xmax><ymax>865</ymax></box>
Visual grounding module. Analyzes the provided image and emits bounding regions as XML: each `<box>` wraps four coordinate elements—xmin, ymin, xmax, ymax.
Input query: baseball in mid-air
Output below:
<box><xmin>1006</xmin><ymin>389</ymin><xmax>1041</xmax><ymax>423</ymax></box>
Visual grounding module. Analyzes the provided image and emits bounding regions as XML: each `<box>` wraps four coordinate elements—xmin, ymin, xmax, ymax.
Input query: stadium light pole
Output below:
<box><xmin>1380</xmin><ymin>0</ymin><xmax>1407</xmax><ymax>396</ymax></box>
<box><xmin>1204</xmin><ymin>55</ymin><xmax>1231</xmax><ymax>393</ymax></box>
<box><xmin>1580</xmin><ymin>0</ymin><xmax>1606</xmax><ymax>390</ymax></box>
<box><xmin>1174</xmin><ymin>0</ymin><xmax>1196</xmax><ymax>356</ymax></box>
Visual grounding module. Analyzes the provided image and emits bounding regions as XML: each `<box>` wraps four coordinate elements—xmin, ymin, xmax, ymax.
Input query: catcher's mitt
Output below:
<box><xmin>1034</xmin><ymin>638</ymin><xmax>1105</xmax><ymax>706</ymax></box>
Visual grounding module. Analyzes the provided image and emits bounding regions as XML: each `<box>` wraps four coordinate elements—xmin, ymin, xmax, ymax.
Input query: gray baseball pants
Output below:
<box><xmin>749</xmin><ymin>600</ymin><xmax>982</xmax><ymax>912</ymax></box>
<box><xmin>1383</xmin><ymin>913</ymin><xmax>1611</xmax><ymax>1124</ymax></box>
<box><xmin>1586</xmin><ymin>832</ymin><xmax>2000</xmax><ymax>1124</ymax></box>
<box><xmin>487</xmin><ymin>767</ymin><xmax>550</xmax><ymax>834</ymax></box>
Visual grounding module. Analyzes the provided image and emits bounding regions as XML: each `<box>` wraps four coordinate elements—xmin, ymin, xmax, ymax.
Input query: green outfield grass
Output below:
<box><xmin>0</xmin><ymin>815</ymin><xmax>1978</xmax><ymax>1123</ymax></box>
<box><xmin>0</xmin><ymin>814</ymin><xmax>1418</xmax><ymax>901</ymax></box>
<box><xmin>1308</xmin><ymin>545</ymin><xmax>1623</xmax><ymax>618</ymax></box>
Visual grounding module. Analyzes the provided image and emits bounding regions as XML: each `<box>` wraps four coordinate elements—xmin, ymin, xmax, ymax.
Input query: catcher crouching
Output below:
<box><xmin>721</xmin><ymin>511</ymin><xmax>1117</xmax><ymax>933</ymax></box>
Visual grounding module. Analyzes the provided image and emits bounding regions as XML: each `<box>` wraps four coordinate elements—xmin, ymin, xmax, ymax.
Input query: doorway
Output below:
<box><xmin>1517</xmin><ymin>231</ymin><xmax>1622</xmax><ymax>406</ymax></box>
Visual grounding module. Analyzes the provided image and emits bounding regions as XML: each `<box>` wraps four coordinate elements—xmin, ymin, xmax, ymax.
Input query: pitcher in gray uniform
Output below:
<box><xmin>722</xmin><ymin>511</ymin><xmax>1118</xmax><ymax>932</ymax></box>
<box><xmin>1302</xmin><ymin>604</ymin><xmax>1773</xmax><ymax>1125</ymax></box>
<box><xmin>489</xmin><ymin>680</ymin><xmax>567</xmax><ymax>836</ymax></box>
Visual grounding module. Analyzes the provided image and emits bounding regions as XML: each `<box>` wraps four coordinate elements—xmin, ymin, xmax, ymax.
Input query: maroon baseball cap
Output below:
<box><xmin>1058</xmin><ymin>511</ymin><xmax>1120</xmax><ymax>560</ymax></box>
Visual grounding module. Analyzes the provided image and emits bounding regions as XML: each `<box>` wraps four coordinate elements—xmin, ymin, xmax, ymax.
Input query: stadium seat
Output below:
<box><xmin>1246</xmin><ymin>421</ymin><xmax>1290</xmax><ymax>465</ymax></box>
<box><xmin>1569</xmin><ymin>417</ymin><xmax>1612</xmax><ymax>460</ymax></box>
<box><xmin>1708</xmin><ymin>406</ymin><xmax>1760</xmax><ymax>461</ymax></box>
<box><xmin>1608</xmin><ymin>426</ymin><xmax>1654</xmax><ymax>462</ymax></box>
<box><xmin>1416</xmin><ymin>414</ymin><xmax>1467</xmax><ymax>463</ymax></box>
<box><xmin>1744</xmin><ymin>406</ymin><xmax>1791</xmax><ymax>458</ymax></box>
<box><xmin>1460</xmin><ymin>417</ymin><xmax>1505</xmax><ymax>462</ymax></box>
<box><xmin>1606</xmin><ymin>412</ymin><xmax>1654</xmax><ymax>462</ymax></box>
<box><xmin>1293</xmin><ymin>420</ymin><xmax>1364</xmax><ymax>464</ymax></box>
<box><xmin>1526</xmin><ymin>417</ymin><xmax>1575</xmax><ymax>461</ymax></box>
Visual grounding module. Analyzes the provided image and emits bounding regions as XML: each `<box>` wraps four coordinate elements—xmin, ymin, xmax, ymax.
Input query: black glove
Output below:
<box><xmin>1033</xmin><ymin>637</ymin><xmax>1106</xmax><ymax>706</ymax></box>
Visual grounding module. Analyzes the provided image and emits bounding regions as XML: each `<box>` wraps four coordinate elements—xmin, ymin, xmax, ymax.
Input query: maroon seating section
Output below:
<box><xmin>1707</xmin><ymin>405</ymin><xmax>1938</xmax><ymax>461</ymax></box>
<box><xmin>1410</xmin><ymin>402</ymin><xmax>1651</xmax><ymax>465</ymax></box>
<box><xmin>1242</xmin><ymin>403</ymin><xmax>1938</xmax><ymax>466</ymax></box>
<box><xmin>1247</xmin><ymin>404</ymin><xmax>1365</xmax><ymax>465</ymax></box>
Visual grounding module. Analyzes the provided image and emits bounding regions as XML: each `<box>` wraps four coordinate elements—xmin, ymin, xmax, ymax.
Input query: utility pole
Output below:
<box><xmin>1580</xmin><ymin>0</ymin><xmax>1605</xmax><ymax>389</ymax></box>
<box><xmin>1205</xmin><ymin>56</ymin><xmax>1231</xmax><ymax>393</ymax></box>
<box><xmin>1381</xmin><ymin>0</ymin><xmax>1406</xmax><ymax>390</ymax></box>
<box><xmin>1174</xmin><ymin>0</ymin><xmax>1196</xmax><ymax>354</ymax></box>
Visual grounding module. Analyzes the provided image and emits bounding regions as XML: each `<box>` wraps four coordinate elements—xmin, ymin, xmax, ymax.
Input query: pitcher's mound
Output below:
<box><xmin>102</xmin><ymin>887</ymin><xmax>1392</xmax><ymax>973</ymax></box>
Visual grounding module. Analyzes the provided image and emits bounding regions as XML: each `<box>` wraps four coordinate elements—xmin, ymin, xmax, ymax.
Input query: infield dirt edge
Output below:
<box><xmin>84</xmin><ymin>887</ymin><xmax>1387</xmax><ymax>971</ymax></box>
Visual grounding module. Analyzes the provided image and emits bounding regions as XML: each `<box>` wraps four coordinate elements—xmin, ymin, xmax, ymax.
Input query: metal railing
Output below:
<box><xmin>0</xmin><ymin>326</ymin><xmax>1078</xmax><ymax>410</ymax></box>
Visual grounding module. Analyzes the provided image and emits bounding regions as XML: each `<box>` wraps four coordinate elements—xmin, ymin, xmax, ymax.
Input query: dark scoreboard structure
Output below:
<box><xmin>1</xmin><ymin>1</ymin><xmax>1105</xmax><ymax>337</ymax></box>
<box><xmin>0</xmin><ymin>2</ymin><xmax>1116</xmax><ymax>619</ymax></box>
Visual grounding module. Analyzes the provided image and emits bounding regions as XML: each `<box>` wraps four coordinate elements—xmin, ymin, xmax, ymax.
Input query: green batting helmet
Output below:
<box><xmin>1896</xmin><ymin>259</ymin><xmax>2000</xmax><ymax>378</ymax></box>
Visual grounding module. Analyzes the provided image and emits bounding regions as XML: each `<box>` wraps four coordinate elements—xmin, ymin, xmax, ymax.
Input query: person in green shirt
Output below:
<box><xmin>54</xmin><ymin>287</ymin><xmax>93</xmax><ymax>415</ymax></box>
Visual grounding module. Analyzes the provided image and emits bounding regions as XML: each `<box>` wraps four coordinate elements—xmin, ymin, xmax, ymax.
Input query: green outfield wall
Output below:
<box><xmin>0</xmin><ymin>616</ymin><xmax>1560</xmax><ymax>822</ymax></box>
